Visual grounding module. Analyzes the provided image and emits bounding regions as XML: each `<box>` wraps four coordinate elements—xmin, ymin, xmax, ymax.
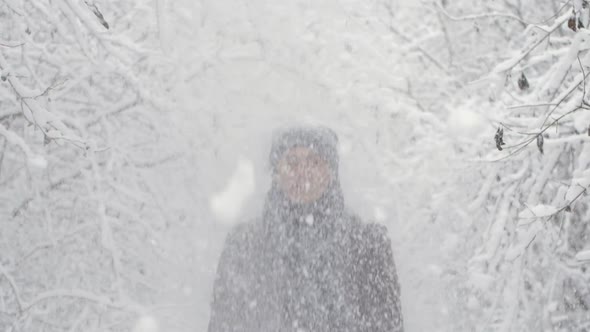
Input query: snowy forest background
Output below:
<box><xmin>2</xmin><ymin>0</ymin><xmax>590</xmax><ymax>331</ymax></box>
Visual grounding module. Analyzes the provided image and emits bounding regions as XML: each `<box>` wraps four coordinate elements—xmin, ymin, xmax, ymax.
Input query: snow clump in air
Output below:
<box><xmin>209</xmin><ymin>158</ymin><xmax>255</xmax><ymax>225</ymax></box>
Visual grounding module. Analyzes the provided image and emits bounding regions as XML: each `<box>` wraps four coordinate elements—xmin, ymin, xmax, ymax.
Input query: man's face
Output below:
<box><xmin>276</xmin><ymin>146</ymin><xmax>333</xmax><ymax>204</ymax></box>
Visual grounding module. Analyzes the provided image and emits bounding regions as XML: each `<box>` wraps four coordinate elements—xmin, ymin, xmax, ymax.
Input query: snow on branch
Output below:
<box><xmin>0</xmin><ymin>52</ymin><xmax>86</xmax><ymax>148</ymax></box>
<box><xmin>0</xmin><ymin>123</ymin><xmax>47</xmax><ymax>169</ymax></box>
<box><xmin>21</xmin><ymin>289</ymin><xmax>145</xmax><ymax>314</ymax></box>
<box><xmin>0</xmin><ymin>263</ymin><xmax>23</xmax><ymax>314</ymax></box>
<box><xmin>539</xmin><ymin>29</ymin><xmax>590</xmax><ymax>98</ymax></box>
<box><xmin>492</xmin><ymin>12</ymin><xmax>571</xmax><ymax>74</ymax></box>
<box><xmin>436</xmin><ymin>1</ymin><xmax>529</xmax><ymax>25</ymax></box>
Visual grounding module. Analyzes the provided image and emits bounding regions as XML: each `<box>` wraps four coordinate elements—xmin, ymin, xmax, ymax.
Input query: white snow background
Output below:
<box><xmin>5</xmin><ymin>0</ymin><xmax>583</xmax><ymax>331</ymax></box>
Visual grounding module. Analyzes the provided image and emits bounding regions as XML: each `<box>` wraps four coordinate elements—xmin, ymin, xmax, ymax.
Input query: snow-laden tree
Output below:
<box><xmin>0</xmin><ymin>1</ymin><xmax>189</xmax><ymax>331</ymax></box>
<box><xmin>432</xmin><ymin>1</ymin><xmax>590</xmax><ymax>330</ymax></box>
<box><xmin>366</xmin><ymin>1</ymin><xmax>590</xmax><ymax>331</ymax></box>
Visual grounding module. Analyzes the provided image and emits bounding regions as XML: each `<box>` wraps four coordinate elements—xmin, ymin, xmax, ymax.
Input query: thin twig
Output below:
<box><xmin>492</xmin><ymin>105</ymin><xmax>590</xmax><ymax>162</ymax></box>
<box><xmin>578</xmin><ymin>55</ymin><xmax>586</xmax><ymax>106</ymax></box>
<box><xmin>507</xmin><ymin>103</ymin><xmax>560</xmax><ymax>110</ymax></box>
<box><xmin>0</xmin><ymin>264</ymin><xmax>23</xmax><ymax>314</ymax></box>
<box><xmin>540</xmin><ymin>67</ymin><xmax>590</xmax><ymax>129</ymax></box>
<box><xmin>436</xmin><ymin>1</ymin><xmax>529</xmax><ymax>25</ymax></box>
<box><xmin>0</xmin><ymin>42</ymin><xmax>24</xmax><ymax>48</ymax></box>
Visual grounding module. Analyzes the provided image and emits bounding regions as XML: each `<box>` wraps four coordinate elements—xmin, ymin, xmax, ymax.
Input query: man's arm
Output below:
<box><xmin>357</xmin><ymin>223</ymin><xmax>404</xmax><ymax>332</ymax></box>
<box><xmin>207</xmin><ymin>225</ymin><xmax>251</xmax><ymax>332</ymax></box>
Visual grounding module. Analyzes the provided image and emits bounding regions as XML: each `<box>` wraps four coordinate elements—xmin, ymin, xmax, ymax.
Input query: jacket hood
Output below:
<box><xmin>269</xmin><ymin>126</ymin><xmax>339</xmax><ymax>171</ymax></box>
<box><xmin>263</xmin><ymin>126</ymin><xmax>345</xmax><ymax>229</ymax></box>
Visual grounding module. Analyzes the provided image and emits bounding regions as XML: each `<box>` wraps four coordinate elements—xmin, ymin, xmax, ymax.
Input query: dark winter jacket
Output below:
<box><xmin>207</xmin><ymin>127</ymin><xmax>403</xmax><ymax>332</ymax></box>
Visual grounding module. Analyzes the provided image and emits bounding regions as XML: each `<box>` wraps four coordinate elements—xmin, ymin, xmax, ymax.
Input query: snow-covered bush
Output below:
<box><xmin>445</xmin><ymin>1</ymin><xmax>590</xmax><ymax>330</ymax></box>
<box><xmin>0</xmin><ymin>1</ymin><xmax>184</xmax><ymax>330</ymax></box>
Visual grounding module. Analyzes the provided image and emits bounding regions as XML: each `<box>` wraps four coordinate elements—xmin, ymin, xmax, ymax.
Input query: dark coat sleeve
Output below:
<box><xmin>357</xmin><ymin>223</ymin><xmax>404</xmax><ymax>332</ymax></box>
<box><xmin>207</xmin><ymin>224</ymin><xmax>253</xmax><ymax>332</ymax></box>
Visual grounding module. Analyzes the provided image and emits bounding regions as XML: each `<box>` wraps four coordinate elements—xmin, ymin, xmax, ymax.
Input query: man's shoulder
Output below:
<box><xmin>362</xmin><ymin>222</ymin><xmax>390</xmax><ymax>241</ymax></box>
<box><xmin>341</xmin><ymin>212</ymin><xmax>391</xmax><ymax>244</ymax></box>
<box><xmin>226</xmin><ymin>220</ymin><xmax>262</xmax><ymax>245</ymax></box>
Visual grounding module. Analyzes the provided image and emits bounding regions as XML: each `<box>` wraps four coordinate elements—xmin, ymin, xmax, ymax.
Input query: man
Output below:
<box><xmin>208</xmin><ymin>126</ymin><xmax>403</xmax><ymax>331</ymax></box>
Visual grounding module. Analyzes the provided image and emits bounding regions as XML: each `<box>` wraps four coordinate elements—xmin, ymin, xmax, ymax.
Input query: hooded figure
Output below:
<box><xmin>207</xmin><ymin>127</ymin><xmax>403</xmax><ymax>332</ymax></box>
